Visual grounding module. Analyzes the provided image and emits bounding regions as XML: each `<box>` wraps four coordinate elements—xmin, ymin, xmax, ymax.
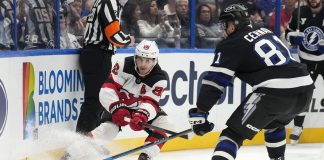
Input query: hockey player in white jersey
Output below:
<box><xmin>89</xmin><ymin>39</ymin><xmax>170</xmax><ymax>160</ymax></box>
<box><xmin>62</xmin><ymin>40</ymin><xmax>169</xmax><ymax>160</ymax></box>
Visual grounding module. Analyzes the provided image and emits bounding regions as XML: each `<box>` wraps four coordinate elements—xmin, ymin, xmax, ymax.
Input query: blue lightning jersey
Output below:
<box><xmin>197</xmin><ymin>26</ymin><xmax>314</xmax><ymax>112</ymax></box>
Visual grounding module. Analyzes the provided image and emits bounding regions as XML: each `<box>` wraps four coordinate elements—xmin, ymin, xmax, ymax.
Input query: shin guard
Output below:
<box><xmin>264</xmin><ymin>127</ymin><xmax>286</xmax><ymax>159</ymax></box>
<box><xmin>212</xmin><ymin>128</ymin><xmax>243</xmax><ymax>160</ymax></box>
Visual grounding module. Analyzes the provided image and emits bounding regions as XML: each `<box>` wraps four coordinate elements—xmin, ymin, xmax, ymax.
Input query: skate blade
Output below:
<box><xmin>290</xmin><ymin>139</ymin><xmax>299</xmax><ymax>145</ymax></box>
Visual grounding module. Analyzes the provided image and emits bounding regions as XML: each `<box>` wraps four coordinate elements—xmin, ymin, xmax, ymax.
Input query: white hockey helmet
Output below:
<box><xmin>135</xmin><ymin>39</ymin><xmax>159</xmax><ymax>60</ymax></box>
<box><xmin>134</xmin><ymin>40</ymin><xmax>159</xmax><ymax>77</ymax></box>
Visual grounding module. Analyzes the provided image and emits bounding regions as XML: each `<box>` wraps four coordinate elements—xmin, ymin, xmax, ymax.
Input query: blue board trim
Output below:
<box><xmin>0</xmin><ymin>48</ymin><xmax>297</xmax><ymax>58</ymax></box>
<box><xmin>0</xmin><ymin>48</ymin><xmax>215</xmax><ymax>58</ymax></box>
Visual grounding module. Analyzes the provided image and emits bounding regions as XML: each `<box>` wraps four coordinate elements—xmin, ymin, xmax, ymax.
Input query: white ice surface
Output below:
<box><xmin>114</xmin><ymin>143</ymin><xmax>324</xmax><ymax>160</ymax></box>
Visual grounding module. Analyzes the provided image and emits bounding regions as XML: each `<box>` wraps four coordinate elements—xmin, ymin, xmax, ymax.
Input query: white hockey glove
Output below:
<box><xmin>188</xmin><ymin>108</ymin><xmax>214</xmax><ymax>136</ymax></box>
<box><xmin>287</xmin><ymin>31</ymin><xmax>305</xmax><ymax>46</ymax></box>
<box><xmin>318</xmin><ymin>39</ymin><xmax>324</xmax><ymax>54</ymax></box>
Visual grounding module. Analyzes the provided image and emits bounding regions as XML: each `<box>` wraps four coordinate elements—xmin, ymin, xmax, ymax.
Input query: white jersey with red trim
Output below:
<box><xmin>99</xmin><ymin>56</ymin><xmax>167</xmax><ymax>121</ymax></box>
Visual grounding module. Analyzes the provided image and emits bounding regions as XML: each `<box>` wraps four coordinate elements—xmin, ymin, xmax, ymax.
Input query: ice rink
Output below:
<box><xmin>18</xmin><ymin>129</ymin><xmax>324</xmax><ymax>160</ymax></box>
<box><xmin>114</xmin><ymin>143</ymin><xmax>324</xmax><ymax>160</ymax></box>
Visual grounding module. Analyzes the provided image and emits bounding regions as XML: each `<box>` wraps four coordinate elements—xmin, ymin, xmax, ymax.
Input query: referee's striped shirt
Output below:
<box><xmin>84</xmin><ymin>0</ymin><xmax>131</xmax><ymax>51</ymax></box>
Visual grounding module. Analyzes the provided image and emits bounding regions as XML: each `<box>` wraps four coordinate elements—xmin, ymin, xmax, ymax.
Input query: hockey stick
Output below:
<box><xmin>296</xmin><ymin>0</ymin><xmax>301</xmax><ymax>53</ymax></box>
<box><xmin>124</xmin><ymin>117</ymin><xmax>192</xmax><ymax>140</ymax></box>
<box><xmin>296</xmin><ymin>0</ymin><xmax>301</xmax><ymax>33</ymax></box>
<box><xmin>103</xmin><ymin>128</ymin><xmax>192</xmax><ymax>160</ymax></box>
<box><xmin>140</xmin><ymin>122</ymin><xmax>192</xmax><ymax>140</ymax></box>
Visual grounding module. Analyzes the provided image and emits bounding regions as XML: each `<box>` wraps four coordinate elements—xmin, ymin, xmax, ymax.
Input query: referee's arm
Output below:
<box><xmin>101</xmin><ymin>0</ymin><xmax>131</xmax><ymax>47</ymax></box>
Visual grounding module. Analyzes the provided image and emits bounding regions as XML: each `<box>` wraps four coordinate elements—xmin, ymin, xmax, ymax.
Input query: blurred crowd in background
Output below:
<box><xmin>0</xmin><ymin>0</ymin><xmax>318</xmax><ymax>50</ymax></box>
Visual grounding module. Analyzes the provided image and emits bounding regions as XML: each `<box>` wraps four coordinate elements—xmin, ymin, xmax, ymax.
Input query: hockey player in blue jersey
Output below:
<box><xmin>188</xmin><ymin>4</ymin><xmax>314</xmax><ymax>160</ymax></box>
<box><xmin>285</xmin><ymin>0</ymin><xmax>324</xmax><ymax>145</ymax></box>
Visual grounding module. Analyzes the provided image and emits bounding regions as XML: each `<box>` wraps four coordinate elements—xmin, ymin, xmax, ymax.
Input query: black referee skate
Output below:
<box><xmin>138</xmin><ymin>153</ymin><xmax>152</xmax><ymax>160</ymax></box>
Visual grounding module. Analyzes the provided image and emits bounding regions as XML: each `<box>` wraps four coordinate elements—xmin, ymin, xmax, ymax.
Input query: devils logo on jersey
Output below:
<box><xmin>302</xmin><ymin>26</ymin><xmax>324</xmax><ymax>51</ymax></box>
<box><xmin>143</xmin><ymin>45</ymin><xmax>150</xmax><ymax>50</ymax></box>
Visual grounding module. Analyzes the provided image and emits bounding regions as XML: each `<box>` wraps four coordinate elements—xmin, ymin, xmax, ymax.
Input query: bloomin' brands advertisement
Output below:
<box><xmin>0</xmin><ymin>79</ymin><xmax>8</xmax><ymax>137</ymax></box>
<box><xmin>21</xmin><ymin>56</ymin><xmax>84</xmax><ymax>140</ymax></box>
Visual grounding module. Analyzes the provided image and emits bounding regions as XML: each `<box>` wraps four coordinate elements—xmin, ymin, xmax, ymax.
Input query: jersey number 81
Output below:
<box><xmin>255</xmin><ymin>36</ymin><xmax>295</xmax><ymax>66</ymax></box>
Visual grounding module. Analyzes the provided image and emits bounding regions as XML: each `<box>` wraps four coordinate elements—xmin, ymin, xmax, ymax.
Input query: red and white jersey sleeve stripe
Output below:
<box><xmin>99</xmin><ymin>60</ymin><xmax>126</xmax><ymax>112</ymax></box>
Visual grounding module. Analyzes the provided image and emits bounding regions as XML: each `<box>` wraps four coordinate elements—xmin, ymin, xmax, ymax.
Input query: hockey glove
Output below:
<box><xmin>109</xmin><ymin>101</ymin><xmax>131</xmax><ymax>127</ymax></box>
<box><xmin>188</xmin><ymin>108</ymin><xmax>214</xmax><ymax>136</ymax></box>
<box><xmin>130</xmin><ymin>109</ymin><xmax>149</xmax><ymax>131</ymax></box>
<box><xmin>318</xmin><ymin>39</ymin><xmax>324</xmax><ymax>54</ymax></box>
<box><xmin>287</xmin><ymin>31</ymin><xmax>304</xmax><ymax>46</ymax></box>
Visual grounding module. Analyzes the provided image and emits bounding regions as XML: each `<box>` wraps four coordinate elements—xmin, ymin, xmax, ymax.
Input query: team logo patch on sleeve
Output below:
<box><xmin>302</xmin><ymin>26</ymin><xmax>324</xmax><ymax>51</ymax></box>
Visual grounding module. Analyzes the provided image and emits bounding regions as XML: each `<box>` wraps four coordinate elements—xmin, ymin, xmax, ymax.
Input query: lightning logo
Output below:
<box><xmin>308</xmin><ymin>32</ymin><xmax>317</xmax><ymax>44</ymax></box>
<box><xmin>302</xmin><ymin>26</ymin><xmax>324</xmax><ymax>51</ymax></box>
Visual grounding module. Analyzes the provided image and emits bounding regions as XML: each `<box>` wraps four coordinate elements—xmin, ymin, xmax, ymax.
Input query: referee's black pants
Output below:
<box><xmin>76</xmin><ymin>45</ymin><xmax>113</xmax><ymax>134</ymax></box>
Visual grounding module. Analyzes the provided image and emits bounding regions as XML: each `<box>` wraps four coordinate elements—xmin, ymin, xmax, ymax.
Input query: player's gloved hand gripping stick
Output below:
<box><xmin>287</xmin><ymin>0</ymin><xmax>304</xmax><ymax>50</ymax></box>
<box><xmin>287</xmin><ymin>31</ymin><xmax>304</xmax><ymax>46</ymax></box>
<box><xmin>129</xmin><ymin>109</ymin><xmax>149</xmax><ymax>131</ymax></box>
<box><xmin>109</xmin><ymin>102</ymin><xmax>131</xmax><ymax>126</ymax></box>
<box><xmin>188</xmin><ymin>108</ymin><xmax>214</xmax><ymax>136</ymax></box>
<box><xmin>286</xmin><ymin>0</ymin><xmax>304</xmax><ymax>49</ymax></box>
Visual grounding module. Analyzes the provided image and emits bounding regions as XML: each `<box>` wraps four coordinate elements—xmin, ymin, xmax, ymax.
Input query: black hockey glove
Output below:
<box><xmin>188</xmin><ymin>108</ymin><xmax>214</xmax><ymax>136</ymax></box>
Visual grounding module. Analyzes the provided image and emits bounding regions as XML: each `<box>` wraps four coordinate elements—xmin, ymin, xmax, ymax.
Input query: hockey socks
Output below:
<box><xmin>140</xmin><ymin>130</ymin><xmax>167</xmax><ymax>159</ymax></box>
<box><xmin>212</xmin><ymin>128</ymin><xmax>243</xmax><ymax>160</ymax></box>
<box><xmin>294</xmin><ymin>114</ymin><xmax>306</xmax><ymax>127</ymax></box>
<box><xmin>264</xmin><ymin>127</ymin><xmax>286</xmax><ymax>159</ymax></box>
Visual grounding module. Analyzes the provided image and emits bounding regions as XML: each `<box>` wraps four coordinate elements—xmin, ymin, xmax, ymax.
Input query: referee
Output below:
<box><xmin>76</xmin><ymin>0</ymin><xmax>132</xmax><ymax>135</ymax></box>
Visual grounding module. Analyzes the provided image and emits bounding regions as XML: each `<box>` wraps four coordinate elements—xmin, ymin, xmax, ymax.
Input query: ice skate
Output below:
<box><xmin>138</xmin><ymin>153</ymin><xmax>152</xmax><ymax>160</ymax></box>
<box><xmin>270</xmin><ymin>156</ymin><xmax>285</xmax><ymax>160</ymax></box>
<box><xmin>290</xmin><ymin>126</ymin><xmax>303</xmax><ymax>145</ymax></box>
<box><xmin>62</xmin><ymin>139</ymin><xmax>110</xmax><ymax>160</ymax></box>
<box><xmin>60</xmin><ymin>152</ymin><xmax>71</xmax><ymax>160</ymax></box>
